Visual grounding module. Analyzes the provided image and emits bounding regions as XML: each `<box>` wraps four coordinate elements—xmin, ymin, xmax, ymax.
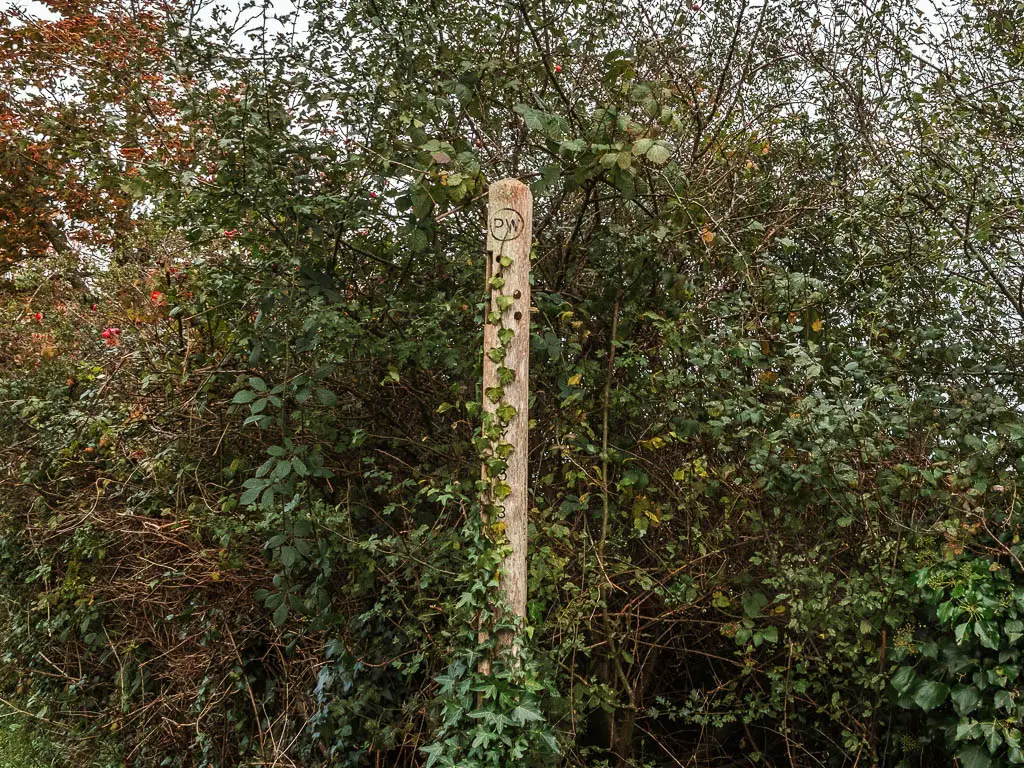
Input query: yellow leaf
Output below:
<box><xmin>811</xmin><ymin>319</ymin><xmax>823</xmax><ymax>332</ymax></box>
<box><xmin>761</xmin><ymin>141</ymin><xmax>770</xmax><ymax>155</ymax></box>
<box><xmin>702</xmin><ymin>229</ymin><xmax>715</xmax><ymax>245</ymax></box>
<box><xmin>567</xmin><ymin>373</ymin><xmax>582</xmax><ymax>386</ymax></box>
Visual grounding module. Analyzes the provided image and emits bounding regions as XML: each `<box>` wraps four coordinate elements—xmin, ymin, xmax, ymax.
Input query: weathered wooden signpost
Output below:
<box><xmin>480</xmin><ymin>178</ymin><xmax>532</xmax><ymax>663</ymax></box>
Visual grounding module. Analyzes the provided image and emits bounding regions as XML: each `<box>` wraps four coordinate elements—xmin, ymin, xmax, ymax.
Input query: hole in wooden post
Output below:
<box><xmin>513</xmin><ymin>290</ymin><xmax>521</xmax><ymax>299</ymax></box>
<box><xmin>514</xmin><ymin>311</ymin><xmax>522</xmax><ymax>321</ymax></box>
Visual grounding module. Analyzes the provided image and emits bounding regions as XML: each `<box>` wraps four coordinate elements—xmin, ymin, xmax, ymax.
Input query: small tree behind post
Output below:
<box><xmin>480</xmin><ymin>178</ymin><xmax>532</xmax><ymax>662</ymax></box>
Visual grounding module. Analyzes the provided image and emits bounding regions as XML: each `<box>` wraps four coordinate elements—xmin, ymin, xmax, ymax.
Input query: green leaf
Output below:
<box><xmin>646</xmin><ymin>142</ymin><xmax>672</xmax><ymax>165</ymax></box>
<box><xmin>272</xmin><ymin>602</ymin><xmax>289</xmax><ymax>627</ymax></box>
<box><xmin>958</xmin><ymin>745</ymin><xmax>994</xmax><ymax>768</ymax></box>
<box><xmin>514</xmin><ymin>103</ymin><xmax>547</xmax><ymax>132</ymax></box>
<box><xmin>538</xmin><ymin>731</ymin><xmax>560</xmax><ymax>753</ymax></box>
<box><xmin>983</xmin><ymin>721</ymin><xmax>1004</xmax><ymax>753</ymax></box>
<box><xmin>632</xmin><ymin>138</ymin><xmax>654</xmax><ymax>156</ymax></box>
<box><xmin>1007</xmin><ymin>619</ymin><xmax>1024</xmax><ymax>644</ymax></box>
<box><xmin>955</xmin><ymin>621</ymin><xmax>971</xmax><ymax>644</ymax></box>
<box><xmin>496</xmin><ymin>403</ymin><xmax>517</xmax><ymax>421</ymax></box>
<box><xmin>421</xmin><ymin>743</ymin><xmax>443</xmax><ymax>768</ymax></box>
<box><xmin>912</xmin><ymin>680</ymin><xmax>949</xmax><ymax>712</ymax></box>
<box><xmin>240</xmin><ymin>486</ymin><xmax>262</xmax><ymax>506</ymax></box>
<box><xmin>279</xmin><ymin>546</ymin><xmax>298</xmax><ymax>567</ymax></box>
<box><xmin>976</xmin><ymin>619</ymin><xmax>1000</xmax><ymax>650</ymax></box>
<box><xmin>232</xmin><ymin>390</ymin><xmax>257</xmax><ymax>404</ymax></box>
<box><xmin>995</xmin><ymin>689</ymin><xmax>1014</xmax><ymax>711</ymax></box>
<box><xmin>891</xmin><ymin>666</ymin><xmax>917</xmax><ymax>695</ymax></box>
<box><xmin>951</xmin><ymin>685</ymin><xmax>981</xmax><ymax>716</ymax></box>
<box><xmin>742</xmin><ymin>591</ymin><xmax>769</xmax><ymax>618</ymax></box>
<box><xmin>511</xmin><ymin>705</ymin><xmax>544</xmax><ymax>723</ymax></box>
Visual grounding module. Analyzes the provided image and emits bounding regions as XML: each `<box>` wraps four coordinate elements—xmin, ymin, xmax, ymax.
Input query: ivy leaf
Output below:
<box><xmin>1006</xmin><ymin>619</ymin><xmax>1024</xmax><ymax>644</ymax></box>
<box><xmin>421</xmin><ymin>743</ymin><xmax>443</xmax><ymax>768</ymax></box>
<box><xmin>958</xmin><ymin>746</ymin><xmax>994</xmax><ymax>768</ymax></box>
<box><xmin>511</xmin><ymin>704</ymin><xmax>544</xmax><ymax>724</ymax></box>
<box><xmin>994</xmin><ymin>689</ymin><xmax>1014</xmax><ymax>711</ymax></box>
<box><xmin>496</xmin><ymin>403</ymin><xmax>517</xmax><ymax>421</ymax></box>
<box><xmin>975</xmin><ymin>619</ymin><xmax>1000</xmax><ymax>650</ymax></box>
<box><xmin>891</xmin><ymin>666</ymin><xmax>917</xmax><ymax>695</ymax></box>
<box><xmin>951</xmin><ymin>684</ymin><xmax>981</xmax><ymax>716</ymax></box>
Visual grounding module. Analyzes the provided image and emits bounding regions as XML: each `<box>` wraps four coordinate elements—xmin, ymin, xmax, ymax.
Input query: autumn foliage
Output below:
<box><xmin>0</xmin><ymin>0</ymin><xmax>185</xmax><ymax>266</ymax></box>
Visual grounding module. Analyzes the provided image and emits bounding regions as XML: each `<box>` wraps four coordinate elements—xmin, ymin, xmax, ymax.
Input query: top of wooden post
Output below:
<box><xmin>485</xmin><ymin>179</ymin><xmax>532</xmax><ymax>257</ymax></box>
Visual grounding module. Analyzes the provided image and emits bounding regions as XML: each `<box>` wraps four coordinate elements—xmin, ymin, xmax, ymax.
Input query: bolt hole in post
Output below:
<box><xmin>480</xmin><ymin>179</ymin><xmax>532</xmax><ymax>669</ymax></box>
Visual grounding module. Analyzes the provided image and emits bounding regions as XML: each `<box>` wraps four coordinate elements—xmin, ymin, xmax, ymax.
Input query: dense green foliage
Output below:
<box><xmin>4</xmin><ymin>0</ymin><xmax>1024</xmax><ymax>765</ymax></box>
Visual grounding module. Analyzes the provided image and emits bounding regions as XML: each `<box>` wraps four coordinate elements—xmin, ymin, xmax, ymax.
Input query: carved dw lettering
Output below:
<box><xmin>489</xmin><ymin>208</ymin><xmax>526</xmax><ymax>242</ymax></box>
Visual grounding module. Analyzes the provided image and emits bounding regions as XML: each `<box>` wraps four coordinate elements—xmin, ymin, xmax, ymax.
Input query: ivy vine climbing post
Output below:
<box><xmin>480</xmin><ymin>178</ymin><xmax>532</xmax><ymax>659</ymax></box>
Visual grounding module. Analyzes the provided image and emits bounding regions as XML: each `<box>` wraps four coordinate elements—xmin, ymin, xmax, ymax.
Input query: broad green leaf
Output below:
<box><xmin>912</xmin><ymin>680</ymin><xmax>949</xmax><ymax>712</ymax></box>
<box><xmin>951</xmin><ymin>685</ymin><xmax>981</xmax><ymax>716</ymax></box>
<box><xmin>742</xmin><ymin>591</ymin><xmax>769</xmax><ymax>618</ymax></box>
<box><xmin>958</xmin><ymin>745</ymin><xmax>993</xmax><ymax>768</ymax></box>
<box><xmin>646</xmin><ymin>142</ymin><xmax>672</xmax><ymax>165</ymax></box>
<box><xmin>891</xmin><ymin>666</ymin><xmax>917</xmax><ymax>695</ymax></box>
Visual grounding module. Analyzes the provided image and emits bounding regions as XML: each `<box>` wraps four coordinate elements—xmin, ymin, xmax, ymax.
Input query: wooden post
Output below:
<box><xmin>480</xmin><ymin>178</ymin><xmax>531</xmax><ymax>656</ymax></box>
